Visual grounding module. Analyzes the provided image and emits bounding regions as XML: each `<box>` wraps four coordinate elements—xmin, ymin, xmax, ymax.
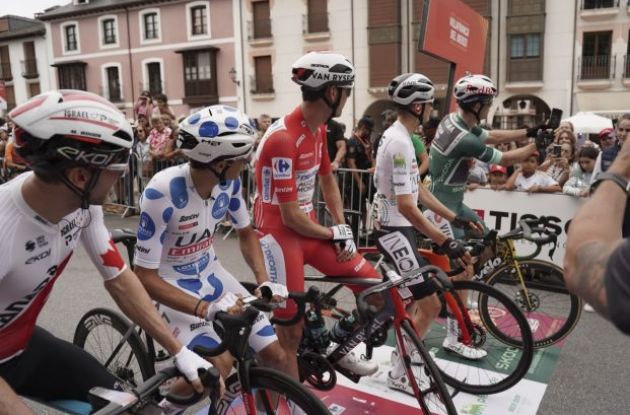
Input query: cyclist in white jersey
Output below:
<box><xmin>134</xmin><ymin>105</ymin><xmax>290</xmax><ymax>413</ymax></box>
<box><xmin>0</xmin><ymin>91</ymin><xmax>212</xmax><ymax>415</ymax></box>
<box><xmin>373</xmin><ymin>74</ymin><xmax>486</xmax><ymax>394</ymax></box>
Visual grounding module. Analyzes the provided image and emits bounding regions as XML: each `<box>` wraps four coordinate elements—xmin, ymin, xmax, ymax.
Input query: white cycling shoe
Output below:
<box><xmin>442</xmin><ymin>339</ymin><xmax>487</xmax><ymax>360</ymax></box>
<box><xmin>387</xmin><ymin>367</ymin><xmax>431</xmax><ymax>395</ymax></box>
<box><xmin>327</xmin><ymin>343</ymin><xmax>378</xmax><ymax>376</ymax></box>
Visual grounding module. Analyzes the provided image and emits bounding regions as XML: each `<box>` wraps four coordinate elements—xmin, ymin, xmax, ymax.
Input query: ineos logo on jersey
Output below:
<box><xmin>378</xmin><ymin>232</ymin><xmax>420</xmax><ymax>274</ymax></box>
<box><xmin>272</xmin><ymin>158</ymin><xmax>292</xmax><ymax>179</ymax></box>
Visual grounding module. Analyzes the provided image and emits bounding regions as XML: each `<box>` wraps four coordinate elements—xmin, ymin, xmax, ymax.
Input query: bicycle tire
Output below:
<box><xmin>73</xmin><ymin>308</ymin><xmax>154</xmax><ymax>387</ymax></box>
<box><xmin>216</xmin><ymin>366</ymin><xmax>330</xmax><ymax>415</ymax></box>
<box><xmin>424</xmin><ymin>280</ymin><xmax>534</xmax><ymax>395</ymax></box>
<box><xmin>397</xmin><ymin>320</ymin><xmax>457</xmax><ymax>415</ymax></box>
<box><xmin>484</xmin><ymin>259</ymin><xmax>582</xmax><ymax>348</ymax></box>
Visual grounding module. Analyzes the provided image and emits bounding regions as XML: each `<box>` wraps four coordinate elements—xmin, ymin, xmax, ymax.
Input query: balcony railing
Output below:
<box><xmin>303</xmin><ymin>12</ymin><xmax>329</xmax><ymax>34</ymax></box>
<box><xmin>578</xmin><ymin>55</ymin><xmax>615</xmax><ymax>80</ymax></box>
<box><xmin>21</xmin><ymin>59</ymin><xmax>38</xmax><ymax>79</ymax></box>
<box><xmin>0</xmin><ymin>63</ymin><xmax>12</xmax><ymax>81</ymax></box>
<box><xmin>581</xmin><ymin>0</ymin><xmax>619</xmax><ymax>9</ymax></box>
<box><xmin>248</xmin><ymin>19</ymin><xmax>272</xmax><ymax>40</ymax></box>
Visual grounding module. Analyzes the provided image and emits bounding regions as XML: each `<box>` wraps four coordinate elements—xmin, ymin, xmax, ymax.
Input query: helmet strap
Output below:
<box><xmin>206</xmin><ymin>163</ymin><xmax>231</xmax><ymax>186</ymax></box>
<box><xmin>58</xmin><ymin>168</ymin><xmax>102</xmax><ymax>210</ymax></box>
<box><xmin>322</xmin><ymin>87</ymin><xmax>343</xmax><ymax>123</ymax></box>
<box><xmin>404</xmin><ymin>103</ymin><xmax>426</xmax><ymax>124</ymax></box>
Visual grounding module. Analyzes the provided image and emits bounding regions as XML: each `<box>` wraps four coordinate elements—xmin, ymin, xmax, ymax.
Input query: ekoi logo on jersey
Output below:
<box><xmin>272</xmin><ymin>158</ymin><xmax>292</xmax><ymax>179</ymax></box>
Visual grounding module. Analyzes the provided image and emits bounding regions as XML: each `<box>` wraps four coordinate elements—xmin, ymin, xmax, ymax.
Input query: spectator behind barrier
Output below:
<box><xmin>148</xmin><ymin>115</ymin><xmax>174</xmax><ymax>161</ymax></box>
<box><xmin>504</xmin><ymin>151</ymin><xmax>561</xmax><ymax>193</ymax></box>
<box><xmin>152</xmin><ymin>93</ymin><xmax>176</xmax><ymax>121</ymax></box>
<box><xmin>326</xmin><ymin>119</ymin><xmax>346</xmax><ymax>170</ymax></box>
<box><xmin>598</xmin><ymin>127</ymin><xmax>615</xmax><ymax>151</ymax></box>
<box><xmin>134</xmin><ymin>90</ymin><xmax>153</xmax><ymax>124</ymax></box>
<box><xmin>422</xmin><ymin>116</ymin><xmax>440</xmax><ymax>150</ymax></box>
<box><xmin>466</xmin><ymin>159</ymin><xmax>488</xmax><ymax>191</ymax></box>
<box><xmin>563</xmin><ymin>146</ymin><xmax>599</xmax><ymax>197</ymax></box>
<box><xmin>488</xmin><ymin>164</ymin><xmax>508</xmax><ymax>190</ymax></box>
<box><xmin>540</xmin><ymin>142</ymin><xmax>575</xmax><ymax>187</ymax></box>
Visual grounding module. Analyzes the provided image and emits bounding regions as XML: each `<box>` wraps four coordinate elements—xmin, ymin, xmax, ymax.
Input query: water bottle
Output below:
<box><xmin>330</xmin><ymin>311</ymin><xmax>357</xmax><ymax>343</ymax></box>
<box><xmin>304</xmin><ymin>308</ymin><xmax>330</xmax><ymax>352</ymax></box>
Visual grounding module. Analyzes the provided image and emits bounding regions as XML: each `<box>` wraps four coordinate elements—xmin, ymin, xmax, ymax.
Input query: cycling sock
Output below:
<box><xmin>446</xmin><ymin>314</ymin><xmax>459</xmax><ymax>344</ymax></box>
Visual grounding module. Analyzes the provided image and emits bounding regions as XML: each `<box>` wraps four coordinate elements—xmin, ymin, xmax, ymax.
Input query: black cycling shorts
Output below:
<box><xmin>375</xmin><ymin>226</ymin><xmax>437</xmax><ymax>299</ymax></box>
<box><xmin>0</xmin><ymin>326</ymin><xmax>117</xmax><ymax>402</ymax></box>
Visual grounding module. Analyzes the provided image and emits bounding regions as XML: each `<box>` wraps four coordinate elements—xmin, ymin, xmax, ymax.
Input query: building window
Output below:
<box><xmin>28</xmin><ymin>82</ymin><xmax>41</xmax><ymax>98</ymax></box>
<box><xmin>191</xmin><ymin>5</ymin><xmax>207</xmax><ymax>35</ymax></box>
<box><xmin>181</xmin><ymin>49</ymin><xmax>218</xmax><ymax>105</ymax></box>
<box><xmin>581</xmin><ymin>31</ymin><xmax>612</xmax><ymax>79</ymax></box>
<box><xmin>102</xmin><ymin>19</ymin><xmax>116</xmax><ymax>44</ymax></box>
<box><xmin>306</xmin><ymin>0</ymin><xmax>328</xmax><ymax>33</ymax></box>
<box><xmin>252</xmin><ymin>1</ymin><xmax>271</xmax><ymax>39</ymax></box>
<box><xmin>510</xmin><ymin>34</ymin><xmax>540</xmax><ymax>58</ymax></box>
<box><xmin>57</xmin><ymin>63</ymin><xmax>86</xmax><ymax>90</ymax></box>
<box><xmin>582</xmin><ymin>0</ymin><xmax>616</xmax><ymax>9</ymax></box>
<box><xmin>253</xmin><ymin>55</ymin><xmax>273</xmax><ymax>93</ymax></box>
<box><xmin>144</xmin><ymin>12</ymin><xmax>159</xmax><ymax>40</ymax></box>
<box><xmin>0</xmin><ymin>45</ymin><xmax>11</xmax><ymax>81</ymax></box>
<box><xmin>65</xmin><ymin>24</ymin><xmax>78</xmax><ymax>51</ymax></box>
<box><xmin>146</xmin><ymin>62</ymin><xmax>163</xmax><ymax>96</ymax></box>
<box><xmin>105</xmin><ymin>66</ymin><xmax>122</xmax><ymax>102</ymax></box>
<box><xmin>4</xmin><ymin>85</ymin><xmax>15</xmax><ymax>111</ymax></box>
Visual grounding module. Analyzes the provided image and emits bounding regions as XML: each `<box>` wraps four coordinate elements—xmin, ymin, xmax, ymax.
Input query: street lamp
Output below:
<box><xmin>229</xmin><ymin>67</ymin><xmax>240</xmax><ymax>86</ymax></box>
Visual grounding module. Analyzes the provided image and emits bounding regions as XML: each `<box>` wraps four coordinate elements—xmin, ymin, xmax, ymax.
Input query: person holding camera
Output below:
<box><xmin>540</xmin><ymin>142</ymin><xmax>575</xmax><ymax>187</ymax></box>
<box><xmin>133</xmin><ymin>90</ymin><xmax>153</xmax><ymax>124</ymax></box>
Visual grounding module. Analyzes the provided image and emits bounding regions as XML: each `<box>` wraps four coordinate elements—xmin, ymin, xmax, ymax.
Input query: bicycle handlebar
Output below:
<box><xmin>518</xmin><ymin>217</ymin><xmax>558</xmax><ymax>245</ymax></box>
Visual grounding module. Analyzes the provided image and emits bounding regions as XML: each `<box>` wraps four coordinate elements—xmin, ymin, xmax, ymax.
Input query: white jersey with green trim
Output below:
<box><xmin>373</xmin><ymin>120</ymin><xmax>419</xmax><ymax>227</ymax></box>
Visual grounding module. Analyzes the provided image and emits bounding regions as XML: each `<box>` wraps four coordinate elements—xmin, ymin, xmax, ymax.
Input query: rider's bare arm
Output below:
<box><xmin>0</xmin><ymin>378</ymin><xmax>34</xmax><ymax>415</ymax></box>
<box><xmin>106</xmin><ymin>268</ymin><xmax>186</xmax><ymax>355</ymax></box>
<box><xmin>499</xmin><ymin>143</ymin><xmax>537</xmax><ymax>167</ymax></box>
<box><xmin>236</xmin><ymin>225</ymin><xmax>270</xmax><ymax>284</ymax></box>
<box><xmin>486</xmin><ymin>129</ymin><xmax>528</xmax><ymax>145</ymax></box>
<box><xmin>397</xmin><ymin>193</ymin><xmax>448</xmax><ymax>246</ymax></box>
<box><xmin>134</xmin><ymin>265</ymin><xmax>201</xmax><ymax>317</ymax></box>
<box><xmin>279</xmin><ymin>201</ymin><xmax>333</xmax><ymax>240</ymax></box>
<box><xmin>417</xmin><ymin>185</ymin><xmax>456</xmax><ymax>222</ymax></box>
<box><xmin>319</xmin><ymin>172</ymin><xmax>346</xmax><ymax>225</ymax></box>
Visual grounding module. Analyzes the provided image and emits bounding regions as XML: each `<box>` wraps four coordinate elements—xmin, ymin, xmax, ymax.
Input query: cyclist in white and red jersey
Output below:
<box><xmin>0</xmin><ymin>91</ymin><xmax>212</xmax><ymax>415</ymax></box>
<box><xmin>254</xmin><ymin>52</ymin><xmax>380</xmax><ymax>379</ymax></box>
<box><xmin>134</xmin><ymin>105</ymin><xmax>291</xmax><ymax>414</ymax></box>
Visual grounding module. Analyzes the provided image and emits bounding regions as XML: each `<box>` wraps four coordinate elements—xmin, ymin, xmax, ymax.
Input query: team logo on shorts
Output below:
<box><xmin>272</xmin><ymin>157</ymin><xmax>292</xmax><ymax>179</ymax></box>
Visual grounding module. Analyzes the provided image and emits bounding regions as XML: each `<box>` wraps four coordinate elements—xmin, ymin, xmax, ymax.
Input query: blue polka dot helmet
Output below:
<box><xmin>177</xmin><ymin>105</ymin><xmax>257</xmax><ymax>164</ymax></box>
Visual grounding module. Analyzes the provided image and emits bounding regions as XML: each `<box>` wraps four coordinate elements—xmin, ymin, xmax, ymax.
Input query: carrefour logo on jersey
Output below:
<box><xmin>272</xmin><ymin>157</ymin><xmax>292</xmax><ymax>179</ymax></box>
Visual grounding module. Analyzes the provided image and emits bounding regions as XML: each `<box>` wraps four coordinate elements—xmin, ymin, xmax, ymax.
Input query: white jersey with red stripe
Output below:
<box><xmin>0</xmin><ymin>173</ymin><xmax>127</xmax><ymax>362</ymax></box>
<box><xmin>253</xmin><ymin>106</ymin><xmax>332</xmax><ymax>227</ymax></box>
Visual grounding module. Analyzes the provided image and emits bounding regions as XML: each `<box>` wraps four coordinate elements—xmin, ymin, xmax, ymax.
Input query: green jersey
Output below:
<box><xmin>428</xmin><ymin>112</ymin><xmax>502</xmax><ymax>207</ymax></box>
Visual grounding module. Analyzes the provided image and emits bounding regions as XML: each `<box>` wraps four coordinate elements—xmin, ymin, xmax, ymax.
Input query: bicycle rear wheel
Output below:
<box><xmin>73</xmin><ymin>308</ymin><xmax>154</xmax><ymax>388</ymax></box>
<box><xmin>217</xmin><ymin>366</ymin><xmax>330</xmax><ymax>415</ymax></box>
<box><xmin>485</xmin><ymin>259</ymin><xmax>582</xmax><ymax>348</ymax></box>
<box><xmin>395</xmin><ymin>320</ymin><xmax>457</xmax><ymax>415</ymax></box>
<box><xmin>424</xmin><ymin>280</ymin><xmax>534</xmax><ymax>395</ymax></box>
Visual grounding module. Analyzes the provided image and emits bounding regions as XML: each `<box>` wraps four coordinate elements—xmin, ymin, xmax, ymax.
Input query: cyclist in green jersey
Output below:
<box><xmin>428</xmin><ymin>74</ymin><xmax>543</xmax><ymax>238</ymax></box>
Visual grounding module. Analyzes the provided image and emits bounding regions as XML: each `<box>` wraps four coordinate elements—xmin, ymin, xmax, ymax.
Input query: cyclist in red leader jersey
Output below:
<box><xmin>253</xmin><ymin>52</ymin><xmax>380</xmax><ymax>379</ymax></box>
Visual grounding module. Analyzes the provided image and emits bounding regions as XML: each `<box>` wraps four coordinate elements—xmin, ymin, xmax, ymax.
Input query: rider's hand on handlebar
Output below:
<box><xmin>452</xmin><ymin>215</ymin><xmax>485</xmax><ymax>236</ymax></box>
<box><xmin>204</xmin><ymin>292</ymin><xmax>244</xmax><ymax>321</ymax></box>
<box><xmin>173</xmin><ymin>347</ymin><xmax>224</xmax><ymax>395</ymax></box>
<box><xmin>439</xmin><ymin>238</ymin><xmax>472</xmax><ymax>269</ymax></box>
<box><xmin>256</xmin><ymin>281</ymin><xmax>289</xmax><ymax>303</ymax></box>
<box><xmin>330</xmin><ymin>224</ymin><xmax>357</xmax><ymax>262</ymax></box>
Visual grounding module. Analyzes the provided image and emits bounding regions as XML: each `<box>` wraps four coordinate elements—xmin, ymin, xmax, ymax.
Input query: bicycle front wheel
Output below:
<box><xmin>73</xmin><ymin>308</ymin><xmax>154</xmax><ymax>388</ymax></box>
<box><xmin>217</xmin><ymin>366</ymin><xmax>330</xmax><ymax>415</ymax></box>
<box><xmin>424</xmin><ymin>280</ymin><xmax>534</xmax><ymax>395</ymax></box>
<box><xmin>485</xmin><ymin>259</ymin><xmax>582</xmax><ymax>348</ymax></box>
<box><xmin>395</xmin><ymin>320</ymin><xmax>457</xmax><ymax>415</ymax></box>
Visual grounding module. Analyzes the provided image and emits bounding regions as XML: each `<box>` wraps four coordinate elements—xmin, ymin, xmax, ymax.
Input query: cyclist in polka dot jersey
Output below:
<box><xmin>134</xmin><ymin>105</ymin><xmax>291</xmax><ymax>412</ymax></box>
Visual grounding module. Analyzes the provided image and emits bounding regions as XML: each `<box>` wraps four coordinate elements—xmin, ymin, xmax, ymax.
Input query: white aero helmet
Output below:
<box><xmin>453</xmin><ymin>74</ymin><xmax>497</xmax><ymax>105</ymax></box>
<box><xmin>177</xmin><ymin>105</ymin><xmax>257</xmax><ymax>164</ymax></box>
<box><xmin>9</xmin><ymin>89</ymin><xmax>132</xmax><ymax>174</ymax></box>
<box><xmin>388</xmin><ymin>73</ymin><xmax>435</xmax><ymax>106</ymax></box>
<box><xmin>291</xmin><ymin>52</ymin><xmax>355</xmax><ymax>91</ymax></box>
